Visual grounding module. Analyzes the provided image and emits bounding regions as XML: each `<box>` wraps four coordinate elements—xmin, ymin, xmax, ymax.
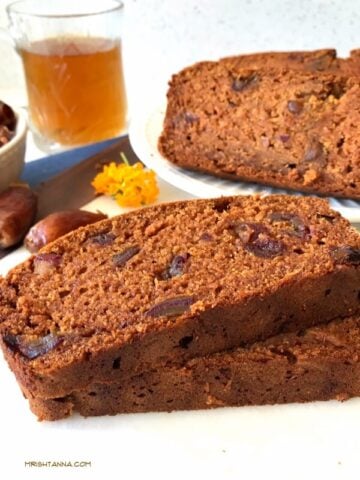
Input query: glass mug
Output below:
<box><xmin>6</xmin><ymin>0</ymin><xmax>127</xmax><ymax>152</ymax></box>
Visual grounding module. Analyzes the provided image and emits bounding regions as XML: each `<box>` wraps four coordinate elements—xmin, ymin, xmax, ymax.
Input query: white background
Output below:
<box><xmin>1</xmin><ymin>1</ymin><xmax>360</xmax><ymax>479</ymax></box>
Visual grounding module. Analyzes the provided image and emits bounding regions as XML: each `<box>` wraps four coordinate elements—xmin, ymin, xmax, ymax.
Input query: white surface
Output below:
<box><xmin>1</xmin><ymin>1</ymin><xmax>360</xmax><ymax>479</ymax></box>
<box><xmin>129</xmin><ymin>104</ymin><xmax>360</xmax><ymax>223</ymax></box>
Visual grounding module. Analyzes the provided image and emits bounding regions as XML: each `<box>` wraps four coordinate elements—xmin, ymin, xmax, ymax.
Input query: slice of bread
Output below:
<box><xmin>30</xmin><ymin>314</ymin><xmax>360</xmax><ymax>420</ymax></box>
<box><xmin>159</xmin><ymin>58</ymin><xmax>360</xmax><ymax>199</ymax></box>
<box><xmin>0</xmin><ymin>195</ymin><xmax>359</xmax><ymax>400</ymax></box>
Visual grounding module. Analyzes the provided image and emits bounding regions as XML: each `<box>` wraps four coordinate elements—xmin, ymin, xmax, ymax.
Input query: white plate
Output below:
<box><xmin>129</xmin><ymin>104</ymin><xmax>360</xmax><ymax>223</ymax></box>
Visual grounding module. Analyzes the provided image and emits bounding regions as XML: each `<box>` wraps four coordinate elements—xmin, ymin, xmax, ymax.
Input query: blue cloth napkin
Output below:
<box><xmin>21</xmin><ymin>136</ymin><xmax>123</xmax><ymax>188</ymax></box>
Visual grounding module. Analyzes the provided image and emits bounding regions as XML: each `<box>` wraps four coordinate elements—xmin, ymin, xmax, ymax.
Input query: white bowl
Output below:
<box><xmin>0</xmin><ymin>108</ymin><xmax>27</xmax><ymax>193</ymax></box>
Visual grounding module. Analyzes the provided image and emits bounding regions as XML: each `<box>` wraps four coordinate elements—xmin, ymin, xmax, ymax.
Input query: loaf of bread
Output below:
<box><xmin>0</xmin><ymin>195</ymin><xmax>359</xmax><ymax>402</ymax></box>
<box><xmin>29</xmin><ymin>314</ymin><xmax>360</xmax><ymax>420</ymax></box>
<box><xmin>158</xmin><ymin>53</ymin><xmax>360</xmax><ymax>199</ymax></box>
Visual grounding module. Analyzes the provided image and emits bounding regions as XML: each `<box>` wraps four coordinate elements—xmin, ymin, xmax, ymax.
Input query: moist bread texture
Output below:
<box><xmin>29</xmin><ymin>315</ymin><xmax>360</xmax><ymax>420</ymax></box>
<box><xmin>158</xmin><ymin>53</ymin><xmax>360</xmax><ymax>199</ymax></box>
<box><xmin>0</xmin><ymin>195</ymin><xmax>359</xmax><ymax>400</ymax></box>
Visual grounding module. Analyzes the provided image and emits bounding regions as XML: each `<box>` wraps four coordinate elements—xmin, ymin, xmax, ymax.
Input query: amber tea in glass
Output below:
<box><xmin>7</xmin><ymin>0</ymin><xmax>126</xmax><ymax>152</ymax></box>
<box><xmin>20</xmin><ymin>37</ymin><xmax>127</xmax><ymax>147</ymax></box>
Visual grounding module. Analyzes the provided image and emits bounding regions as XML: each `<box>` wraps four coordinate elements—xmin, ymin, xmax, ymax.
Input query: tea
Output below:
<box><xmin>20</xmin><ymin>37</ymin><xmax>127</xmax><ymax>146</ymax></box>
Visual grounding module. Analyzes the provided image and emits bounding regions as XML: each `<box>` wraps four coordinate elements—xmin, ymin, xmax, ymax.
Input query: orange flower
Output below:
<box><xmin>92</xmin><ymin>153</ymin><xmax>159</xmax><ymax>207</ymax></box>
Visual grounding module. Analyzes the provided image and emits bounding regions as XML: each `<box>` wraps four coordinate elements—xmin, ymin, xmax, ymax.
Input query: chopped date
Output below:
<box><xmin>213</xmin><ymin>198</ymin><xmax>231</xmax><ymax>213</ymax></box>
<box><xmin>232</xmin><ymin>73</ymin><xmax>259</xmax><ymax>92</ymax></box>
<box><xmin>162</xmin><ymin>253</ymin><xmax>190</xmax><ymax>279</ymax></box>
<box><xmin>199</xmin><ymin>232</ymin><xmax>213</xmax><ymax>242</ymax></box>
<box><xmin>184</xmin><ymin>112</ymin><xmax>199</xmax><ymax>125</ymax></box>
<box><xmin>232</xmin><ymin>221</ymin><xmax>286</xmax><ymax>258</ymax></box>
<box><xmin>89</xmin><ymin>232</ymin><xmax>116</xmax><ymax>246</ymax></box>
<box><xmin>308</xmin><ymin>52</ymin><xmax>335</xmax><ymax>71</ymax></box>
<box><xmin>330</xmin><ymin>246</ymin><xmax>360</xmax><ymax>265</ymax></box>
<box><xmin>316</xmin><ymin>213</ymin><xmax>336</xmax><ymax>223</ymax></box>
<box><xmin>288</xmin><ymin>52</ymin><xmax>305</xmax><ymax>62</ymax></box>
<box><xmin>287</xmin><ymin>100</ymin><xmax>303</xmax><ymax>114</ymax></box>
<box><xmin>146</xmin><ymin>295</ymin><xmax>195</xmax><ymax>318</ymax></box>
<box><xmin>33</xmin><ymin>253</ymin><xmax>62</xmax><ymax>274</ymax></box>
<box><xmin>112</xmin><ymin>245</ymin><xmax>140</xmax><ymax>267</ymax></box>
<box><xmin>330</xmin><ymin>82</ymin><xmax>345</xmax><ymax>99</ymax></box>
<box><xmin>3</xmin><ymin>332</ymin><xmax>62</xmax><ymax>359</ymax></box>
<box><xmin>303</xmin><ymin>139</ymin><xmax>327</xmax><ymax>166</ymax></box>
<box><xmin>171</xmin><ymin>112</ymin><xmax>199</xmax><ymax>128</ymax></box>
<box><xmin>245</xmin><ymin>237</ymin><xmax>286</xmax><ymax>258</ymax></box>
<box><xmin>232</xmin><ymin>222</ymin><xmax>269</xmax><ymax>244</ymax></box>
<box><xmin>269</xmin><ymin>212</ymin><xmax>311</xmax><ymax>240</ymax></box>
<box><xmin>279</xmin><ymin>134</ymin><xmax>291</xmax><ymax>143</ymax></box>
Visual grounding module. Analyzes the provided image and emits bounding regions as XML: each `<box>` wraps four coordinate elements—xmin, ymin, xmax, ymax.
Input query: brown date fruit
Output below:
<box><xmin>0</xmin><ymin>125</ymin><xmax>13</xmax><ymax>146</ymax></box>
<box><xmin>308</xmin><ymin>51</ymin><xmax>336</xmax><ymax>71</ymax></box>
<box><xmin>0</xmin><ymin>101</ymin><xmax>16</xmax><ymax>131</ymax></box>
<box><xmin>146</xmin><ymin>296</ymin><xmax>195</xmax><ymax>318</ymax></box>
<box><xmin>232</xmin><ymin>73</ymin><xmax>259</xmax><ymax>92</ymax></box>
<box><xmin>161</xmin><ymin>253</ymin><xmax>190</xmax><ymax>280</ymax></box>
<box><xmin>269</xmin><ymin>212</ymin><xmax>311</xmax><ymax>240</ymax></box>
<box><xmin>303</xmin><ymin>139</ymin><xmax>326</xmax><ymax>165</ymax></box>
<box><xmin>3</xmin><ymin>332</ymin><xmax>62</xmax><ymax>359</ymax></box>
<box><xmin>0</xmin><ymin>185</ymin><xmax>38</xmax><ymax>249</ymax></box>
<box><xmin>25</xmin><ymin>210</ymin><xmax>107</xmax><ymax>252</ymax></box>
<box><xmin>112</xmin><ymin>245</ymin><xmax>140</xmax><ymax>267</ymax></box>
<box><xmin>232</xmin><ymin>221</ymin><xmax>286</xmax><ymax>258</ymax></box>
<box><xmin>287</xmin><ymin>100</ymin><xmax>303</xmax><ymax>114</ymax></box>
<box><xmin>33</xmin><ymin>253</ymin><xmax>62</xmax><ymax>275</ymax></box>
<box><xmin>88</xmin><ymin>232</ymin><xmax>115</xmax><ymax>246</ymax></box>
<box><xmin>330</xmin><ymin>246</ymin><xmax>360</xmax><ymax>265</ymax></box>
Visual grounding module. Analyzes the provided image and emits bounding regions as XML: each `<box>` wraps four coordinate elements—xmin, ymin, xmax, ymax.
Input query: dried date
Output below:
<box><xmin>0</xmin><ymin>125</ymin><xmax>13</xmax><ymax>146</ymax></box>
<box><xmin>3</xmin><ymin>332</ymin><xmax>62</xmax><ymax>359</ymax></box>
<box><xmin>232</xmin><ymin>73</ymin><xmax>259</xmax><ymax>92</ymax></box>
<box><xmin>161</xmin><ymin>253</ymin><xmax>190</xmax><ymax>279</ymax></box>
<box><xmin>88</xmin><ymin>232</ymin><xmax>116</xmax><ymax>246</ymax></box>
<box><xmin>245</xmin><ymin>237</ymin><xmax>286</xmax><ymax>258</ymax></box>
<box><xmin>233</xmin><ymin>221</ymin><xmax>286</xmax><ymax>258</ymax></box>
<box><xmin>330</xmin><ymin>246</ymin><xmax>360</xmax><ymax>265</ymax></box>
<box><xmin>308</xmin><ymin>51</ymin><xmax>336</xmax><ymax>71</ymax></box>
<box><xmin>146</xmin><ymin>295</ymin><xmax>195</xmax><ymax>318</ymax></box>
<box><xmin>233</xmin><ymin>222</ymin><xmax>269</xmax><ymax>244</ymax></box>
<box><xmin>303</xmin><ymin>139</ymin><xmax>327</xmax><ymax>167</ymax></box>
<box><xmin>33</xmin><ymin>253</ymin><xmax>62</xmax><ymax>274</ymax></box>
<box><xmin>287</xmin><ymin>100</ymin><xmax>303</xmax><ymax>114</ymax></box>
<box><xmin>0</xmin><ymin>186</ymin><xmax>38</xmax><ymax>249</ymax></box>
<box><xmin>0</xmin><ymin>101</ymin><xmax>16</xmax><ymax>131</ymax></box>
<box><xmin>25</xmin><ymin>210</ymin><xmax>107</xmax><ymax>252</ymax></box>
<box><xmin>269</xmin><ymin>212</ymin><xmax>311</xmax><ymax>240</ymax></box>
<box><xmin>112</xmin><ymin>245</ymin><xmax>140</xmax><ymax>267</ymax></box>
